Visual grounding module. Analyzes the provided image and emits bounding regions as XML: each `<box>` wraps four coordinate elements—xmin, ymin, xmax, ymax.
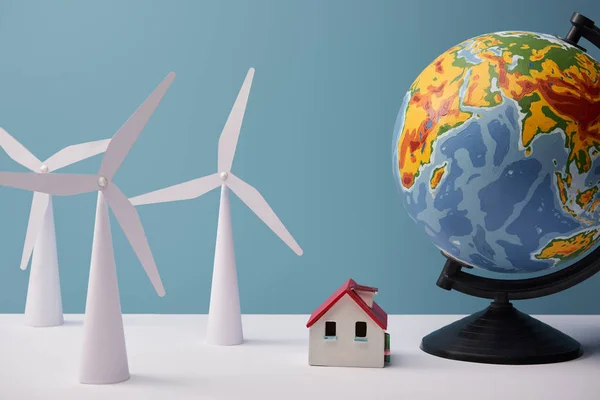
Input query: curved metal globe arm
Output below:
<box><xmin>437</xmin><ymin>243</ymin><xmax>600</xmax><ymax>301</ymax></box>
<box><xmin>562</xmin><ymin>12</ymin><xmax>600</xmax><ymax>51</ymax></box>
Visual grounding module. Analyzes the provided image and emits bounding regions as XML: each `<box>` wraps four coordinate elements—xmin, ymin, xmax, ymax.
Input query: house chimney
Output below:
<box><xmin>355</xmin><ymin>289</ymin><xmax>376</xmax><ymax>307</ymax></box>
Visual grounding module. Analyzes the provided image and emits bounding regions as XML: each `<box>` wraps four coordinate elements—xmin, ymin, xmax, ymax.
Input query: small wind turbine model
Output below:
<box><xmin>130</xmin><ymin>68</ymin><xmax>302</xmax><ymax>346</ymax></box>
<box><xmin>0</xmin><ymin>129</ymin><xmax>110</xmax><ymax>327</ymax></box>
<box><xmin>0</xmin><ymin>72</ymin><xmax>175</xmax><ymax>384</ymax></box>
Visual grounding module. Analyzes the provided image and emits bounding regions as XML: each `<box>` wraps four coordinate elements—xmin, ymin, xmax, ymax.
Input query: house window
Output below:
<box><xmin>355</xmin><ymin>321</ymin><xmax>367</xmax><ymax>341</ymax></box>
<box><xmin>324</xmin><ymin>321</ymin><xmax>336</xmax><ymax>340</ymax></box>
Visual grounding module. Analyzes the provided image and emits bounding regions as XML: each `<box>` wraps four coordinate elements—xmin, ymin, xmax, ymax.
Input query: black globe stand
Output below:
<box><xmin>420</xmin><ymin>11</ymin><xmax>600</xmax><ymax>366</ymax></box>
<box><xmin>421</xmin><ymin>249</ymin><xmax>600</xmax><ymax>364</ymax></box>
<box><xmin>421</xmin><ymin>255</ymin><xmax>600</xmax><ymax>365</ymax></box>
<box><xmin>421</xmin><ymin>300</ymin><xmax>582</xmax><ymax>365</ymax></box>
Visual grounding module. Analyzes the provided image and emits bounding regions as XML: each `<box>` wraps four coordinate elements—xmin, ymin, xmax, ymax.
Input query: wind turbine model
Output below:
<box><xmin>0</xmin><ymin>129</ymin><xmax>110</xmax><ymax>327</ymax></box>
<box><xmin>130</xmin><ymin>68</ymin><xmax>302</xmax><ymax>346</ymax></box>
<box><xmin>0</xmin><ymin>72</ymin><xmax>175</xmax><ymax>384</ymax></box>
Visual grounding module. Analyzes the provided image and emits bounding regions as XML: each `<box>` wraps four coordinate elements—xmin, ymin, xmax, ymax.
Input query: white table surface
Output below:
<box><xmin>1</xmin><ymin>314</ymin><xmax>600</xmax><ymax>400</ymax></box>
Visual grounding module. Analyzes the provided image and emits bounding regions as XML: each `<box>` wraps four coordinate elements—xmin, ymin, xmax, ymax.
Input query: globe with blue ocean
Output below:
<box><xmin>393</xmin><ymin>31</ymin><xmax>600</xmax><ymax>273</ymax></box>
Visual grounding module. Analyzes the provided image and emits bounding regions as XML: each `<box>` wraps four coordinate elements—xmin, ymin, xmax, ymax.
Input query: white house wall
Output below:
<box><xmin>308</xmin><ymin>294</ymin><xmax>384</xmax><ymax>368</ymax></box>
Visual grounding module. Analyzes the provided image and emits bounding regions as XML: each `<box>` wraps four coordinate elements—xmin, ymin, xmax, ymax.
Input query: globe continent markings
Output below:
<box><xmin>393</xmin><ymin>31</ymin><xmax>600</xmax><ymax>273</ymax></box>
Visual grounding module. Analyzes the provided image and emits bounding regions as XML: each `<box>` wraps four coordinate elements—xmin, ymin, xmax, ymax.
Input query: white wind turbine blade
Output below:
<box><xmin>100</xmin><ymin>72</ymin><xmax>176</xmax><ymax>180</ymax></box>
<box><xmin>217</xmin><ymin>68</ymin><xmax>255</xmax><ymax>173</ymax></box>
<box><xmin>226</xmin><ymin>173</ymin><xmax>303</xmax><ymax>256</ymax></box>
<box><xmin>103</xmin><ymin>184</ymin><xmax>165</xmax><ymax>296</ymax></box>
<box><xmin>0</xmin><ymin>172</ymin><xmax>98</xmax><ymax>195</ymax></box>
<box><xmin>0</xmin><ymin>128</ymin><xmax>42</xmax><ymax>171</ymax></box>
<box><xmin>130</xmin><ymin>173</ymin><xmax>222</xmax><ymax>206</ymax></box>
<box><xmin>44</xmin><ymin>139</ymin><xmax>111</xmax><ymax>172</ymax></box>
<box><xmin>20</xmin><ymin>192</ymin><xmax>50</xmax><ymax>270</ymax></box>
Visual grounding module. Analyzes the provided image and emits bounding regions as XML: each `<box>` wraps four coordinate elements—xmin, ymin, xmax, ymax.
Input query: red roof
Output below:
<box><xmin>306</xmin><ymin>279</ymin><xmax>388</xmax><ymax>330</ymax></box>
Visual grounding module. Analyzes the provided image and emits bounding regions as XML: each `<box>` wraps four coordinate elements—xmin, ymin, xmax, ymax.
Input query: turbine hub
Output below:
<box><xmin>98</xmin><ymin>176</ymin><xmax>109</xmax><ymax>188</ymax></box>
<box><xmin>39</xmin><ymin>164</ymin><xmax>49</xmax><ymax>173</ymax></box>
<box><xmin>219</xmin><ymin>171</ymin><xmax>229</xmax><ymax>181</ymax></box>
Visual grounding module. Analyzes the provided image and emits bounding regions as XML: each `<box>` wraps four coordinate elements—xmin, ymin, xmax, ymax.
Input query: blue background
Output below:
<box><xmin>0</xmin><ymin>0</ymin><xmax>599</xmax><ymax>315</ymax></box>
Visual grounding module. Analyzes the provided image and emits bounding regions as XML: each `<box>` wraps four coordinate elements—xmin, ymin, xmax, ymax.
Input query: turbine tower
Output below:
<box><xmin>0</xmin><ymin>72</ymin><xmax>175</xmax><ymax>384</ymax></box>
<box><xmin>0</xmin><ymin>129</ymin><xmax>110</xmax><ymax>327</ymax></box>
<box><xmin>130</xmin><ymin>68</ymin><xmax>302</xmax><ymax>346</ymax></box>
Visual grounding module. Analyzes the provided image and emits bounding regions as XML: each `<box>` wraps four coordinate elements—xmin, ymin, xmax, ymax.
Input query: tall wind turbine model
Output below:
<box><xmin>0</xmin><ymin>129</ymin><xmax>110</xmax><ymax>327</ymax></box>
<box><xmin>0</xmin><ymin>72</ymin><xmax>175</xmax><ymax>384</ymax></box>
<box><xmin>130</xmin><ymin>68</ymin><xmax>302</xmax><ymax>346</ymax></box>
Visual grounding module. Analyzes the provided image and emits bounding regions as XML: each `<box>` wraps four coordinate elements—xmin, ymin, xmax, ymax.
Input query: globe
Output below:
<box><xmin>393</xmin><ymin>31</ymin><xmax>600</xmax><ymax>274</ymax></box>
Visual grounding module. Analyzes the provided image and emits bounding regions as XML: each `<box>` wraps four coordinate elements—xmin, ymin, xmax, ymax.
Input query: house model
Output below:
<box><xmin>306</xmin><ymin>279</ymin><xmax>390</xmax><ymax>368</ymax></box>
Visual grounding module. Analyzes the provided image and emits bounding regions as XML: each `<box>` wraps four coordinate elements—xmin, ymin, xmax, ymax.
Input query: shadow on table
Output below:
<box><xmin>125</xmin><ymin>374</ymin><xmax>205</xmax><ymax>388</ymax></box>
<box><xmin>243</xmin><ymin>338</ymin><xmax>307</xmax><ymax>347</ymax></box>
<box><xmin>564</xmin><ymin>322</ymin><xmax>600</xmax><ymax>362</ymax></box>
<box><xmin>579</xmin><ymin>339</ymin><xmax>600</xmax><ymax>361</ymax></box>
<box><xmin>62</xmin><ymin>320</ymin><xmax>84</xmax><ymax>327</ymax></box>
<box><xmin>383</xmin><ymin>351</ymin><xmax>453</xmax><ymax>369</ymax></box>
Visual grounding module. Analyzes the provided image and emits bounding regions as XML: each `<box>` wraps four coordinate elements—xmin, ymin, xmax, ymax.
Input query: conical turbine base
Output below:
<box><xmin>79</xmin><ymin>192</ymin><xmax>130</xmax><ymax>384</ymax></box>
<box><xmin>24</xmin><ymin>195</ymin><xmax>63</xmax><ymax>327</ymax></box>
<box><xmin>206</xmin><ymin>185</ymin><xmax>243</xmax><ymax>346</ymax></box>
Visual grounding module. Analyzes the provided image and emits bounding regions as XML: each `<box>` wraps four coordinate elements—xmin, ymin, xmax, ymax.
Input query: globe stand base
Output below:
<box><xmin>421</xmin><ymin>301</ymin><xmax>582</xmax><ymax>365</ymax></box>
